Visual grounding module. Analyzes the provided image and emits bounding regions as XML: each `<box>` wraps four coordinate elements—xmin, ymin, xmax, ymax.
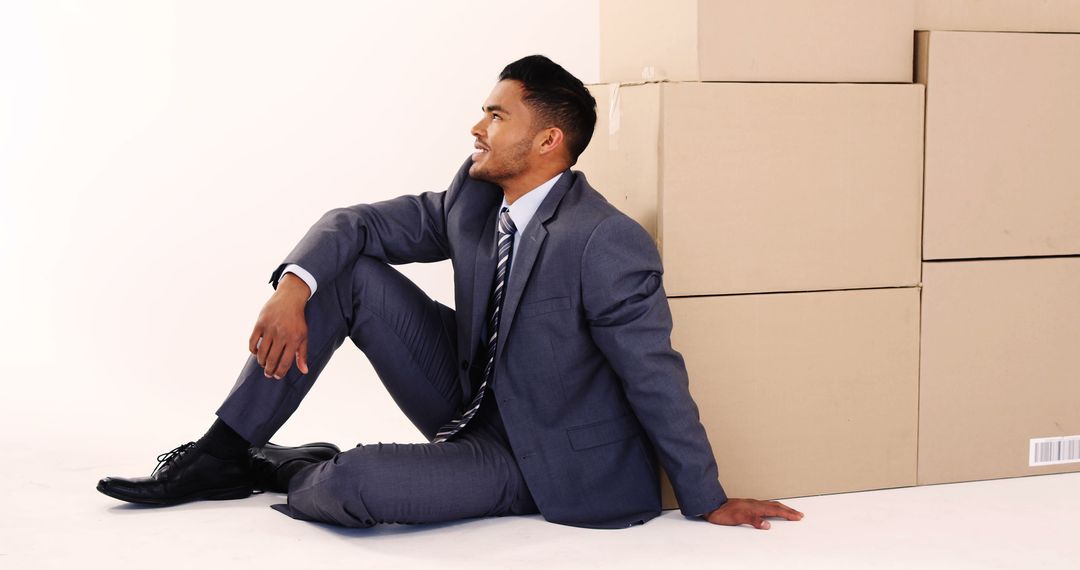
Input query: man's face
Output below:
<box><xmin>469</xmin><ymin>80</ymin><xmax>538</xmax><ymax>184</ymax></box>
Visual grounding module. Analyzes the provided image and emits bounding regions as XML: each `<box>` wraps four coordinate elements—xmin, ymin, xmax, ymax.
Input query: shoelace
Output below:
<box><xmin>151</xmin><ymin>441</ymin><xmax>197</xmax><ymax>477</ymax></box>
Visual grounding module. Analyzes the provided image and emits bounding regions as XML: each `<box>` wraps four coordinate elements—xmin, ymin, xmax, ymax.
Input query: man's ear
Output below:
<box><xmin>536</xmin><ymin>127</ymin><xmax>565</xmax><ymax>157</ymax></box>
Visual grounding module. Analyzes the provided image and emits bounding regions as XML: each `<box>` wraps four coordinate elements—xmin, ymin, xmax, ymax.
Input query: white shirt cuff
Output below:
<box><xmin>282</xmin><ymin>264</ymin><xmax>317</xmax><ymax>300</ymax></box>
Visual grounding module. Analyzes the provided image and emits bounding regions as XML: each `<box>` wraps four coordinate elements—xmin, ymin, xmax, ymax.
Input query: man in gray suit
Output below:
<box><xmin>98</xmin><ymin>55</ymin><xmax>804</xmax><ymax>531</ymax></box>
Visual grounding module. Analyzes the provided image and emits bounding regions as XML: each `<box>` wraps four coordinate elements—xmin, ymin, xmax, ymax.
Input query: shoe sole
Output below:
<box><xmin>96</xmin><ymin>481</ymin><xmax>254</xmax><ymax>506</ymax></box>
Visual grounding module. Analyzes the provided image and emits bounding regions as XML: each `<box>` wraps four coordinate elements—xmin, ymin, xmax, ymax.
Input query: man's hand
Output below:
<box><xmin>248</xmin><ymin>273</ymin><xmax>311</xmax><ymax>379</ymax></box>
<box><xmin>703</xmin><ymin>498</ymin><xmax>804</xmax><ymax>530</ymax></box>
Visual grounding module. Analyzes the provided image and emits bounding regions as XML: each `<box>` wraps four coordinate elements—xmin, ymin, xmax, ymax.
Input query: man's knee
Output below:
<box><xmin>334</xmin><ymin>255</ymin><xmax>398</xmax><ymax>322</ymax></box>
<box><xmin>285</xmin><ymin>446</ymin><xmax>386</xmax><ymax>528</ymax></box>
<box><xmin>344</xmin><ymin>255</ymin><xmax>455</xmax><ymax>334</ymax></box>
<box><xmin>350</xmin><ymin>254</ymin><xmax>386</xmax><ymax>275</ymax></box>
<box><xmin>346</xmin><ymin>255</ymin><xmax>393</xmax><ymax>293</ymax></box>
<box><xmin>345</xmin><ymin>255</ymin><xmax>415</xmax><ymax>307</ymax></box>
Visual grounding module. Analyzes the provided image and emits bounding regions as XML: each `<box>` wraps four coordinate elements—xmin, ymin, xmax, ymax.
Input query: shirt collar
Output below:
<box><xmin>499</xmin><ymin>172</ymin><xmax>563</xmax><ymax>235</ymax></box>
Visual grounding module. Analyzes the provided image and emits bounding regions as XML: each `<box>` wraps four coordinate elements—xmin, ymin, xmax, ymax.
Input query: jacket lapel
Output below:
<box><xmin>467</xmin><ymin>203</ymin><xmax>500</xmax><ymax>368</ymax></box>
<box><xmin>494</xmin><ymin>169</ymin><xmax>575</xmax><ymax>365</ymax></box>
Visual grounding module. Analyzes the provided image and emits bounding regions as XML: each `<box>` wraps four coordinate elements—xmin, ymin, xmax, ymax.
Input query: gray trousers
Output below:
<box><xmin>215</xmin><ymin>255</ymin><xmax>539</xmax><ymax>527</ymax></box>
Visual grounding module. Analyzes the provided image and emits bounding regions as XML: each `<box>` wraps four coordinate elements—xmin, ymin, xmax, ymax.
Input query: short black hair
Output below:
<box><xmin>498</xmin><ymin>55</ymin><xmax>597</xmax><ymax>165</ymax></box>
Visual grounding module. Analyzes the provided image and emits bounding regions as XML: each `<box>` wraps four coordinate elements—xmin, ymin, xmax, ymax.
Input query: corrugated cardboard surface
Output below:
<box><xmin>600</xmin><ymin>0</ymin><xmax>913</xmax><ymax>83</ymax></box>
<box><xmin>919</xmin><ymin>258</ymin><xmax>1080</xmax><ymax>485</ymax></box>
<box><xmin>915</xmin><ymin>0</ymin><xmax>1080</xmax><ymax>32</ymax></box>
<box><xmin>659</xmin><ymin>287</ymin><xmax>920</xmax><ymax>508</ymax></box>
<box><xmin>580</xmin><ymin>83</ymin><xmax>661</xmax><ymax>238</ymax></box>
<box><xmin>578</xmin><ymin>82</ymin><xmax>924</xmax><ymax>297</ymax></box>
<box><xmin>600</xmin><ymin>0</ymin><xmax>699</xmax><ymax>83</ymax></box>
<box><xmin>918</xmin><ymin>31</ymin><xmax>1080</xmax><ymax>260</ymax></box>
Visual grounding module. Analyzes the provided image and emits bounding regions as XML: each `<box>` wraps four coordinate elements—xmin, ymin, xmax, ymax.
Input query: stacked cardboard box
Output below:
<box><xmin>919</xmin><ymin>258</ymin><xmax>1080</xmax><ymax>485</ymax></box>
<box><xmin>585</xmin><ymin>0</ymin><xmax>1080</xmax><ymax>511</ymax></box>
<box><xmin>666</xmin><ymin>288</ymin><xmax>920</xmax><ymax>502</ymax></box>
<box><xmin>600</xmin><ymin>0</ymin><xmax>914</xmax><ymax>83</ymax></box>
<box><xmin>582</xmin><ymin>82</ymin><xmax>924</xmax><ymax>297</ymax></box>
<box><xmin>916</xmin><ymin>28</ymin><xmax>1080</xmax><ymax>485</ymax></box>
<box><xmin>918</xmin><ymin>31</ymin><xmax>1080</xmax><ymax>260</ymax></box>
<box><xmin>914</xmin><ymin>0</ymin><xmax>1080</xmax><ymax>32</ymax></box>
<box><xmin>580</xmin><ymin>1</ymin><xmax>924</xmax><ymax>507</ymax></box>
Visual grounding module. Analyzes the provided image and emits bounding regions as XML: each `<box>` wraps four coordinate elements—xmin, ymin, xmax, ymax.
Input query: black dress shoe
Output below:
<box><xmin>97</xmin><ymin>441</ymin><xmax>254</xmax><ymax>506</ymax></box>
<box><xmin>249</xmin><ymin>442</ymin><xmax>340</xmax><ymax>493</ymax></box>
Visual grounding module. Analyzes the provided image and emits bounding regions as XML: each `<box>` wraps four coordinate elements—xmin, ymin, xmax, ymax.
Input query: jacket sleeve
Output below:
<box><xmin>268</xmin><ymin>158</ymin><xmax>471</xmax><ymax>290</ymax></box>
<box><xmin>581</xmin><ymin>214</ymin><xmax>728</xmax><ymax>518</ymax></box>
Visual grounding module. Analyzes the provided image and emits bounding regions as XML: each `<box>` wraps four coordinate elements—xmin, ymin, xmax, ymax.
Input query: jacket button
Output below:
<box><xmin>460</xmin><ymin>360</ymin><xmax>468</xmax><ymax>371</ymax></box>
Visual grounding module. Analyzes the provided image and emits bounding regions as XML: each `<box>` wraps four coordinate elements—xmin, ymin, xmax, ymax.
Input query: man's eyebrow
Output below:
<box><xmin>482</xmin><ymin>105</ymin><xmax>509</xmax><ymax>114</ymax></box>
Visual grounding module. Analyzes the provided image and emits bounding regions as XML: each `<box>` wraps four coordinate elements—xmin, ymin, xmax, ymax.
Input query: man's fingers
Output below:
<box><xmin>768</xmin><ymin>506</ymin><xmax>798</xmax><ymax>521</ymax></box>
<box><xmin>271</xmin><ymin>340</ymin><xmax>295</xmax><ymax>379</ymax></box>
<box><xmin>256</xmin><ymin>334</ymin><xmax>273</xmax><ymax>367</ymax></box>
<box><xmin>751</xmin><ymin>515</ymin><xmax>770</xmax><ymax>530</ymax></box>
<box><xmin>263</xmin><ymin>341</ymin><xmax>286</xmax><ymax>378</ymax></box>
<box><xmin>765</xmin><ymin>501</ymin><xmax>804</xmax><ymax>520</ymax></box>
<box><xmin>249</xmin><ymin>327</ymin><xmax>263</xmax><ymax>355</ymax></box>
<box><xmin>297</xmin><ymin>338</ymin><xmax>309</xmax><ymax>374</ymax></box>
<box><xmin>777</xmin><ymin>505</ymin><xmax>804</xmax><ymax>520</ymax></box>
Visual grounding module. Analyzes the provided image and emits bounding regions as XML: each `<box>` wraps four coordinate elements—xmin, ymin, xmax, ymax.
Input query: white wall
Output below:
<box><xmin>0</xmin><ymin>1</ymin><xmax>598</xmax><ymax>455</ymax></box>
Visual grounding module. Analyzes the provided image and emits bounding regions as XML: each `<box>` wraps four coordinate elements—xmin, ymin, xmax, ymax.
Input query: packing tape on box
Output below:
<box><xmin>607</xmin><ymin>83</ymin><xmax>621</xmax><ymax>151</ymax></box>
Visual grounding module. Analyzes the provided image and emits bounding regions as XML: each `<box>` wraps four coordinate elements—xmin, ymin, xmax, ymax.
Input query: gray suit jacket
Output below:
<box><xmin>270</xmin><ymin>157</ymin><xmax>727</xmax><ymax>528</ymax></box>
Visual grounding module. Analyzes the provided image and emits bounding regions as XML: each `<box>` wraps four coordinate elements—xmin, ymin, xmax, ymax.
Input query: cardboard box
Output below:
<box><xmin>578</xmin><ymin>82</ymin><xmax>924</xmax><ymax>297</ymax></box>
<box><xmin>916</xmin><ymin>0</ymin><xmax>1080</xmax><ymax>32</ymax></box>
<box><xmin>600</xmin><ymin>0</ymin><xmax>914</xmax><ymax>83</ymax></box>
<box><xmin>919</xmin><ymin>257</ymin><xmax>1080</xmax><ymax>485</ymax></box>
<box><xmin>660</xmin><ymin>286</ymin><xmax>920</xmax><ymax>507</ymax></box>
<box><xmin>918</xmin><ymin>31</ymin><xmax>1080</xmax><ymax>260</ymax></box>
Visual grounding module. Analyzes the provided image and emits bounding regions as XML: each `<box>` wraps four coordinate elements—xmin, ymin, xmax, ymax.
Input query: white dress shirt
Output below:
<box><xmin>283</xmin><ymin>172</ymin><xmax>563</xmax><ymax>299</ymax></box>
<box><xmin>498</xmin><ymin>171</ymin><xmax>562</xmax><ymax>261</ymax></box>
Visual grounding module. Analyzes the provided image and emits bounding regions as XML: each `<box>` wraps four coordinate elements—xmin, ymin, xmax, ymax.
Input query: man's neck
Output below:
<box><xmin>500</xmin><ymin>166</ymin><xmax>565</xmax><ymax>205</ymax></box>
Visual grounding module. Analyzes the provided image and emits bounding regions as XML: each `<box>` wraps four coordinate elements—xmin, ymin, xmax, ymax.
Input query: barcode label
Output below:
<box><xmin>1029</xmin><ymin>435</ymin><xmax>1080</xmax><ymax>467</ymax></box>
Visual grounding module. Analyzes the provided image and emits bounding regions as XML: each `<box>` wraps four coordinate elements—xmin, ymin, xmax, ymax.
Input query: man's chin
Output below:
<box><xmin>469</xmin><ymin>163</ymin><xmax>494</xmax><ymax>182</ymax></box>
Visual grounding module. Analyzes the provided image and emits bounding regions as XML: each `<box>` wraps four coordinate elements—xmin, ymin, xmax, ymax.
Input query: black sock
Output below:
<box><xmin>197</xmin><ymin>418</ymin><xmax>252</xmax><ymax>460</ymax></box>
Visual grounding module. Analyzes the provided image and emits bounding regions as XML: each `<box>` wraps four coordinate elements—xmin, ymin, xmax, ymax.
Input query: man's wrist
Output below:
<box><xmin>280</xmin><ymin>264</ymin><xmax>317</xmax><ymax>299</ymax></box>
<box><xmin>699</xmin><ymin>497</ymin><xmax>729</xmax><ymax>518</ymax></box>
<box><xmin>278</xmin><ymin>272</ymin><xmax>312</xmax><ymax>300</ymax></box>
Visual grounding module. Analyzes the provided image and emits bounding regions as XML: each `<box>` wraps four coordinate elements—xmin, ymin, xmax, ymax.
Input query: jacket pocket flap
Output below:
<box><xmin>567</xmin><ymin>414</ymin><xmax>643</xmax><ymax>451</ymax></box>
<box><xmin>518</xmin><ymin>296</ymin><xmax>572</xmax><ymax>318</ymax></box>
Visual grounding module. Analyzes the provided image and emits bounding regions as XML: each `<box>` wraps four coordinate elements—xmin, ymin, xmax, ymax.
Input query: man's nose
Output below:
<box><xmin>470</xmin><ymin>119</ymin><xmax>485</xmax><ymax>138</ymax></box>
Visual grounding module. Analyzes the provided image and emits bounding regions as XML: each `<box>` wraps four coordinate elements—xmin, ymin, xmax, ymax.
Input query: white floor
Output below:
<box><xmin>3</xmin><ymin>333</ymin><xmax>1076</xmax><ymax>570</ymax></box>
<box><xmin>4</xmin><ymin>445</ymin><xmax>1078</xmax><ymax>569</ymax></box>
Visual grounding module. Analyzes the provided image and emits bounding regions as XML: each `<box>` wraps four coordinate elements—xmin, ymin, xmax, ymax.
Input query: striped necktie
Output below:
<box><xmin>433</xmin><ymin>206</ymin><xmax>516</xmax><ymax>443</ymax></box>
